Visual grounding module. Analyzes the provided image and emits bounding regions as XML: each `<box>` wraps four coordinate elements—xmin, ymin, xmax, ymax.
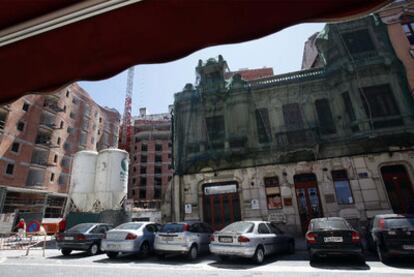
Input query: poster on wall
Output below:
<box><xmin>184</xmin><ymin>204</ymin><xmax>192</xmax><ymax>214</ymax></box>
<box><xmin>251</xmin><ymin>199</ymin><xmax>259</xmax><ymax>210</ymax></box>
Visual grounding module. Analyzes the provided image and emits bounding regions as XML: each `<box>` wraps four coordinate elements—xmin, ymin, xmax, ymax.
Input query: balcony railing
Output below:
<box><xmin>248</xmin><ymin>67</ymin><xmax>326</xmax><ymax>89</ymax></box>
<box><xmin>43</xmin><ymin>101</ymin><xmax>64</xmax><ymax>113</ymax></box>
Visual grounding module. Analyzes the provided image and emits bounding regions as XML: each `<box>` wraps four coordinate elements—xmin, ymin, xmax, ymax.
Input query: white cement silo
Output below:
<box><xmin>69</xmin><ymin>150</ymin><xmax>98</xmax><ymax>211</ymax></box>
<box><xmin>95</xmin><ymin>149</ymin><xmax>129</xmax><ymax>210</ymax></box>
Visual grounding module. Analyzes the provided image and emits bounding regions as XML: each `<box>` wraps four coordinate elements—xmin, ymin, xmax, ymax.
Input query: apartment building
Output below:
<box><xmin>0</xmin><ymin>83</ymin><xmax>120</xmax><ymax>218</ymax></box>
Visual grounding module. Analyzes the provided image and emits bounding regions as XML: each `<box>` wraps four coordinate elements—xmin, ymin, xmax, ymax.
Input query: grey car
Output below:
<box><xmin>56</xmin><ymin>223</ymin><xmax>112</xmax><ymax>256</ymax></box>
<box><xmin>210</xmin><ymin>221</ymin><xmax>295</xmax><ymax>264</ymax></box>
<box><xmin>154</xmin><ymin>221</ymin><xmax>213</xmax><ymax>260</ymax></box>
<box><xmin>101</xmin><ymin>222</ymin><xmax>160</xmax><ymax>259</ymax></box>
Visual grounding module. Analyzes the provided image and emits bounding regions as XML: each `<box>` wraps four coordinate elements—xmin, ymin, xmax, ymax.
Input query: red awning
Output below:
<box><xmin>0</xmin><ymin>0</ymin><xmax>389</xmax><ymax>103</ymax></box>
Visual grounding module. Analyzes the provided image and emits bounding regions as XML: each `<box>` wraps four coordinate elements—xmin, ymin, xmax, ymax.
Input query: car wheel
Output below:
<box><xmin>287</xmin><ymin>241</ymin><xmax>295</xmax><ymax>254</ymax></box>
<box><xmin>106</xmin><ymin>251</ymin><xmax>118</xmax><ymax>259</ymax></box>
<box><xmin>376</xmin><ymin>244</ymin><xmax>389</xmax><ymax>263</ymax></box>
<box><xmin>187</xmin><ymin>245</ymin><xmax>198</xmax><ymax>261</ymax></box>
<box><xmin>61</xmin><ymin>249</ymin><xmax>72</xmax><ymax>256</ymax></box>
<box><xmin>253</xmin><ymin>247</ymin><xmax>265</xmax><ymax>265</ymax></box>
<box><xmin>88</xmin><ymin>243</ymin><xmax>99</xmax><ymax>256</ymax></box>
<box><xmin>140</xmin><ymin>241</ymin><xmax>150</xmax><ymax>257</ymax></box>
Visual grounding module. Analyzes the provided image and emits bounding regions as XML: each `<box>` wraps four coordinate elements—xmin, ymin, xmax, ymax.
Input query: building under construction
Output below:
<box><xmin>0</xmin><ymin>83</ymin><xmax>120</xmax><ymax>218</ymax></box>
<box><xmin>172</xmin><ymin>15</ymin><xmax>414</xmax><ymax>234</ymax></box>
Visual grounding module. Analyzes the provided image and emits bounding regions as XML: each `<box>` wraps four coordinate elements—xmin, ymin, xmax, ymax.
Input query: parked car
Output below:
<box><xmin>368</xmin><ymin>214</ymin><xmax>414</xmax><ymax>262</ymax></box>
<box><xmin>154</xmin><ymin>221</ymin><xmax>213</xmax><ymax>260</ymax></box>
<box><xmin>210</xmin><ymin>221</ymin><xmax>294</xmax><ymax>264</ymax></box>
<box><xmin>56</xmin><ymin>223</ymin><xmax>112</xmax><ymax>256</ymax></box>
<box><xmin>305</xmin><ymin>217</ymin><xmax>364</xmax><ymax>262</ymax></box>
<box><xmin>101</xmin><ymin>221</ymin><xmax>160</xmax><ymax>259</ymax></box>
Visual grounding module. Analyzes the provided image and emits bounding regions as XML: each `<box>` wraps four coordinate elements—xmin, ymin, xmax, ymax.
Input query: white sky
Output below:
<box><xmin>79</xmin><ymin>23</ymin><xmax>324</xmax><ymax>115</ymax></box>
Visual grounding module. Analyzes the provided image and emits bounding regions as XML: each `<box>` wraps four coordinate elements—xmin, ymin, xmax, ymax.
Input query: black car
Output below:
<box><xmin>305</xmin><ymin>217</ymin><xmax>364</xmax><ymax>262</ymax></box>
<box><xmin>368</xmin><ymin>214</ymin><xmax>414</xmax><ymax>262</ymax></box>
<box><xmin>56</xmin><ymin>223</ymin><xmax>112</xmax><ymax>256</ymax></box>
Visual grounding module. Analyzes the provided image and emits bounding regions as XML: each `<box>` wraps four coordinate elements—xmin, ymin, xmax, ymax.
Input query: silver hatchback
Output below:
<box><xmin>210</xmin><ymin>221</ymin><xmax>295</xmax><ymax>264</ymax></box>
<box><xmin>154</xmin><ymin>222</ymin><xmax>213</xmax><ymax>260</ymax></box>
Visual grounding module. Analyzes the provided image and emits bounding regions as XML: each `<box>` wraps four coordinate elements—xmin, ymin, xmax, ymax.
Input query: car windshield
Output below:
<box><xmin>312</xmin><ymin>220</ymin><xmax>349</xmax><ymax>230</ymax></box>
<box><xmin>385</xmin><ymin>217</ymin><xmax>414</xmax><ymax>229</ymax></box>
<box><xmin>160</xmin><ymin>223</ymin><xmax>186</xmax><ymax>233</ymax></box>
<box><xmin>220</xmin><ymin>222</ymin><xmax>254</xmax><ymax>233</ymax></box>
<box><xmin>68</xmin><ymin>223</ymin><xmax>95</xmax><ymax>233</ymax></box>
<box><xmin>115</xmin><ymin>223</ymin><xmax>143</xmax><ymax>230</ymax></box>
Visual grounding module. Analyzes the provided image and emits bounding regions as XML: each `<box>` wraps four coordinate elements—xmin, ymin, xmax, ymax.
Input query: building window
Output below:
<box><xmin>264</xmin><ymin>176</ymin><xmax>282</xmax><ymax>209</ymax></box>
<box><xmin>132</xmin><ymin>178</ymin><xmax>136</xmax><ymax>184</ymax></box>
<box><xmin>332</xmin><ymin>170</ymin><xmax>354</xmax><ymax>205</ymax></box>
<box><xmin>342</xmin><ymin>29</ymin><xmax>375</xmax><ymax>55</ymax></box>
<box><xmin>5</xmin><ymin>163</ymin><xmax>14</xmax><ymax>175</ymax></box>
<box><xmin>59</xmin><ymin>121</ymin><xmax>64</xmax><ymax>129</ymax></box>
<box><xmin>315</xmin><ymin>98</ymin><xmax>336</xmax><ymax>134</ymax></box>
<box><xmin>22</xmin><ymin>102</ymin><xmax>30</xmax><ymax>112</ymax></box>
<box><xmin>155</xmin><ymin>166</ymin><xmax>162</xmax><ymax>174</ymax></box>
<box><xmin>141</xmin><ymin>144</ymin><xmax>148</xmax><ymax>152</ymax></box>
<box><xmin>63</xmin><ymin>106</ymin><xmax>67</xmax><ymax>113</ymax></box>
<box><xmin>72</xmin><ymin>98</ymin><xmax>78</xmax><ymax>104</ymax></box>
<box><xmin>361</xmin><ymin>85</ymin><xmax>402</xmax><ymax>128</ymax></box>
<box><xmin>57</xmin><ymin>137</ymin><xmax>61</xmax><ymax>145</ymax></box>
<box><xmin>133</xmin><ymin>166</ymin><xmax>136</xmax><ymax>172</ymax></box>
<box><xmin>402</xmin><ymin>22</ymin><xmax>414</xmax><ymax>45</ymax></box>
<box><xmin>64</xmin><ymin>142</ymin><xmax>71</xmax><ymax>151</ymax></box>
<box><xmin>11</xmin><ymin>142</ymin><xmax>20</xmax><ymax>153</ymax></box>
<box><xmin>206</xmin><ymin>115</ymin><xmax>225</xmax><ymax>141</ymax></box>
<box><xmin>99</xmin><ymin>117</ymin><xmax>102</xmax><ymax>123</ymax></box>
<box><xmin>155</xmin><ymin>144</ymin><xmax>162</xmax><ymax>151</ymax></box>
<box><xmin>255</xmin><ymin>108</ymin><xmax>272</xmax><ymax>143</ymax></box>
<box><xmin>53</xmin><ymin>155</ymin><xmax>58</xmax><ymax>163</ymax></box>
<box><xmin>66</xmin><ymin>90</ymin><xmax>70</xmax><ymax>97</ymax></box>
<box><xmin>342</xmin><ymin>92</ymin><xmax>356</xmax><ymax>122</ymax></box>
<box><xmin>16</xmin><ymin>121</ymin><xmax>25</xmax><ymax>131</ymax></box>
<box><xmin>140</xmin><ymin>177</ymin><xmax>146</xmax><ymax>186</ymax></box>
<box><xmin>132</xmin><ymin>189</ymin><xmax>136</xmax><ymax>196</ymax></box>
<box><xmin>154</xmin><ymin>187</ymin><xmax>161</xmax><ymax>199</ymax></box>
<box><xmin>139</xmin><ymin>186</ymin><xmax>146</xmax><ymax>199</ymax></box>
<box><xmin>50</xmin><ymin>173</ymin><xmax>55</xmax><ymax>182</ymax></box>
<box><xmin>155</xmin><ymin>155</ymin><xmax>162</xmax><ymax>163</ymax></box>
<box><xmin>141</xmin><ymin>155</ymin><xmax>147</xmax><ymax>163</ymax></box>
<box><xmin>140</xmin><ymin>166</ymin><xmax>146</xmax><ymax>174</ymax></box>
<box><xmin>282</xmin><ymin>103</ymin><xmax>303</xmax><ymax>129</ymax></box>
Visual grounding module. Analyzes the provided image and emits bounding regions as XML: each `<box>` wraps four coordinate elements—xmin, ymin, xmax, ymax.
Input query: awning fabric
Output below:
<box><xmin>0</xmin><ymin>0</ymin><xmax>389</xmax><ymax>103</ymax></box>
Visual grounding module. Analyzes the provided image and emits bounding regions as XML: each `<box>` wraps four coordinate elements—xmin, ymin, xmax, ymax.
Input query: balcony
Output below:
<box><xmin>275</xmin><ymin>126</ymin><xmax>319</xmax><ymax>149</ymax></box>
<box><xmin>0</xmin><ymin>106</ymin><xmax>9</xmax><ymax>132</ymax></box>
<box><xmin>43</xmin><ymin>99</ymin><xmax>64</xmax><ymax>114</ymax></box>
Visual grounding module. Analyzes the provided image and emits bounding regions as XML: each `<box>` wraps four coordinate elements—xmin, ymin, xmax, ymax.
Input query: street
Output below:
<box><xmin>1</xmin><ymin>249</ymin><xmax>414</xmax><ymax>277</ymax></box>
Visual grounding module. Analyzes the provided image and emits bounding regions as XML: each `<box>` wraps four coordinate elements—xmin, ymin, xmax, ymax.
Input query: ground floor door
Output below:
<box><xmin>381</xmin><ymin>165</ymin><xmax>414</xmax><ymax>214</ymax></box>
<box><xmin>294</xmin><ymin>174</ymin><xmax>323</xmax><ymax>233</ymax></box>
<box><xmin>202</xmin><ymin>182</ymin><xmax>241</xmax><ymax>230</ymax></box>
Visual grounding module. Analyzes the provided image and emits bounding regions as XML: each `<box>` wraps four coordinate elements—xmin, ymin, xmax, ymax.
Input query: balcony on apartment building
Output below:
<box><xmin>35</xmin><ymin>133</ymin><xmax>57</xmax><ymax>149</ymax></box>
<box><xmin>43</xmin><ymin>95</ymin><xmax>64</xmax><ymax>114</ymax></box>
<box><xmin>0</xmin><ymin>104</ymin><xmax>10</xmax><ymax>132</ymax></box>
<box><xmin>30</xmin><ymin>148</ymin><xmax>54</xmax><ymax>169</ymax></box>
<box><xmin>25</xmin><ymin>168</ymin><xmax>46</xmax><ymax>188</ymax></box>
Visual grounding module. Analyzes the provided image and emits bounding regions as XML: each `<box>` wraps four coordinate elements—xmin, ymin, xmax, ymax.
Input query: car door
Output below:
<box><xmin>257</xmin><ymin>223</ymin><xmax>275</xmax><ymax>255</ymax></box>
<box><xmin>268</xmin><ymin>223</ymin><xmax>287</xmax><ymax>253</ymax></box>
<box><xmin>90</xmin><ymin>225</ymin><xmax>106</xmax><ymax>242</ymax></box>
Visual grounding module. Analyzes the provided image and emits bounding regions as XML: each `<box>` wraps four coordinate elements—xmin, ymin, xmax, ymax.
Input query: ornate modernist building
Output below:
<box><xmin>172</xmin><ymin>15</ymin><xmax>414</xmax><ymax>234</ymax></box>
<box><xmin>0</xmin><ymin>83</ymin><xmax>120</xmax><ymax>217</ymax></box>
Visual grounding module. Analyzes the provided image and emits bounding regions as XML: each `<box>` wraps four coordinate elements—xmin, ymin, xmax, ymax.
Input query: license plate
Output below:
<box><xmin>64</xmin><ymin>237</ymin><xmax>74</xmax><ymax>241</ymax></box>
<box><xmin>219</xmin><ymin>237</ymin><xmax>233</xmax><ymax>243</ymax></box>
<box><xmin>403</xmin><ymin>245</ymin><xmax>414</xmax><ymax>250</ymax></box>
<box><xmin>107</xmin><ymin>244</ymin><xmax>118</xmax><ymax>250</ymax></box>
<box><xmin>324</xmin><ymin>236</ymin><xmax>343</xmax><ymax>243</ymax></box>
<box><xmin>163</xmin><ymin>236</ymin><xmax>173</xmax><ymax>241</ymax></box>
